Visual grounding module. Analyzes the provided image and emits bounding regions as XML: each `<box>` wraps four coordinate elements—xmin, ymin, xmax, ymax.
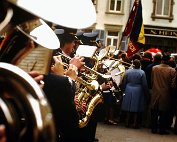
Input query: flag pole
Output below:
<box><xmin>117</xmin><ymin>0</ymin><xmax>140</xmax><ymax>50</ymax></box>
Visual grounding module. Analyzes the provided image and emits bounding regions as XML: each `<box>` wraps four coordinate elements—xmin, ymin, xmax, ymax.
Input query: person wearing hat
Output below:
<box><xmin>43</xmin><ymin>54</ymin><xmax>85</xmax><ymax>142</ymax></box>
<box><xmin>82</xmin><ymin>32</ymin><xmax>98</xmax><ymax>46</ymax></box>
<box><xmin>95</xmin><ymin>38</ymin><xmax>106</xmax><ymax>56</ymax></box>
<box><xmin>54</xmin><ymin>26</ymin><xmax>85</xmax><ymax>69</ymax></box>
<box><xmin>150</xmin><ymin>52</ymin><xmax>176</xmax><ymax>134</ymax></box>
<box><xmin>54</xmin><ymin>26</ymin><xmax>77</xmax><ymax>57</ymax></box>
<box><xmin>78</xmin><ymin>31</ymin><xmax>110</xmax><ymax>142</ymax></box>
<box><xmin>75</xmin><ymin>31</ymin><xmax>84</xmax><ymax>51</ymax></box>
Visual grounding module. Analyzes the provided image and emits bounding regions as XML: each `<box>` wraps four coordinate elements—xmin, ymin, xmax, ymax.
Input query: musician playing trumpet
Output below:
<box><xmin>49</xmin><ymin>53</ymin><xmax>112</xmax><ymax>141</ymax></box>
<box><xmin>43</xmin><ymin>53</ymin><xmax>85</xmax><ymax>142</ymax></box>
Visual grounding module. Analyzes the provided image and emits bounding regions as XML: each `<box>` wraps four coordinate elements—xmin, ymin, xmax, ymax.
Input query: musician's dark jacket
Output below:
<box><xmin>43</xmin><ymin>73</ymin><xmax>81</xmax><ymax>142</ymax></box>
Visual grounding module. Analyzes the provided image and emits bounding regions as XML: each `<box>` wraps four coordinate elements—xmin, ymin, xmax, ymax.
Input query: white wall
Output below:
<box><xmin>142</xmin><ymin>0</ymin><xmax>177</xmax><ymax>28</ymax></box>
<box><xmin>95</xmin><ymin>0</ymin><xmax>177</xmax><ymax>30</ymax></box>
<box><xmin>95</xmin><ymin>0</ymin><xmax>131</xmax><ymax>30</ymax></box>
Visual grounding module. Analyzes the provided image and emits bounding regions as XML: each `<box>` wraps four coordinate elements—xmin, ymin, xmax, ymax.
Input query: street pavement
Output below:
<box><xmin>96</xmin><ymin>122</ymin><xmax>177</xmax><ymax>142</ymax></box>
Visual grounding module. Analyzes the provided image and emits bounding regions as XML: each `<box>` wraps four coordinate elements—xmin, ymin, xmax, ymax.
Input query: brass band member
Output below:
<box><xmin>78</xmin><ymin>32</ymin><xmax>112</xmax><ymax>142</ymax></box>
<box><xmin>43</xmin><ymin>54</ymin><xmax>84</xmax><ymax>142</ymax></box>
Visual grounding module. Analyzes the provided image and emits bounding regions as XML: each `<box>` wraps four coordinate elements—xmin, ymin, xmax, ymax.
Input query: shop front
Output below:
<box><xmin>144</xmin><ymin>26</ymin><xmax>177</xmax><ymax>53</ymax></box>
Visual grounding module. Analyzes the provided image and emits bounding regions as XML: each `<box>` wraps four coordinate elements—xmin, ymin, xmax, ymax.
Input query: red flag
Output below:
<box><xmin>123</xmin><ymin>0</ymin><xmax>140</xmax><ymax>36</ymax></box>
<box><xmin>127</xmin><ymin>40</ymin><xmax>142</xmax><ymax>57</ymax></box>
<box><xmin>122</xmin><ymin>0</ymin><xmax>145</xmax><ymax>57</ymax></box>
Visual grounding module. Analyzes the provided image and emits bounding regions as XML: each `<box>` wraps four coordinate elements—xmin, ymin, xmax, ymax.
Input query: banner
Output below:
<box><xmin>121</xmin><ymin>0</ymin><xmax>145</xmax><ymax>57</ymax></box>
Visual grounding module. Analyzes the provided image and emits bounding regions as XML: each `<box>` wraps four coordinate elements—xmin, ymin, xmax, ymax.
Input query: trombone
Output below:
<box><xmin>109</xmin><ymin>57</ymin><xmax>133</xmax><ymax>66</ymax></box>
<box><xmin>106</xmin><ymin>57</ymin><xmax>134</xmax><ymax>70</ymax></box>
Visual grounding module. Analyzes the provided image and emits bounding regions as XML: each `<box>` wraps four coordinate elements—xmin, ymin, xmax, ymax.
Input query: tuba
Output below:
<box><xmin>0</xmin><ymin>2</ymin><xmax>60</xmax><ymax>141</ymax></box>
<box><xmin>0</xmin><ymin>16</ymin><xmax>60</xmax><ymax>142</ymax></box>
<box><xmin>0</xmin><ymin>63</ymin><xmax>56</xmax><ymax>142</ymax></box>
<box><xmin>0</xmin><ymin>2</ymin><xmax>60</xmax><ymax>142</ymax></box>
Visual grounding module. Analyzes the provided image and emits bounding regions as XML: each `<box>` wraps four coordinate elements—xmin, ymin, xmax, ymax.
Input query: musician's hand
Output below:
<box><xmin>28</xmin><ymin>71</ymin><xmax>44</xmax><ymax>88</ymax></box>
<box><xmin>0</xmin><ymin>125</ymin><xmax>6</xmax><ymax>142</ymax></box>
<box><xmin>74</xmin><ymin>95</ymin><xmax>87</xmax><ymax>114</ymax></box>
<box><xmin>70</xmin><ymin>55</ymin><xmax>85</xmax><ymax>69</ymax></box>
<box><xmin>79</xmin><ymin>66</ymin><xmax>86</xmax><ymax>73</ymax></box>
<box><xmin>65</xmin><ymin>64</ymin><xmax>78</xmax><ymax>81</ymax></box>
<box><xmin>51</xmin><ymin>55</ymin><xmax>65</xmax><ymax>76</ymax></box>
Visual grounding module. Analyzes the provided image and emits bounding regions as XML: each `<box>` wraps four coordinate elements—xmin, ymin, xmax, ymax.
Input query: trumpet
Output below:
<box><xmin>56</xmin><ymin>52</ymin><xmax>112</xmax><ymax>81</ymax></box>
<box><xmin>62</xmin><ymin>62</ymin><xmax>100</xmax><ymax>92</ymax></box>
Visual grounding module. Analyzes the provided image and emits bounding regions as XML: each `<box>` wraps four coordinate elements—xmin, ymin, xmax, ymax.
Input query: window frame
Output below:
<box><xmin>106</xmin><ymin>0</ymin><xmax>124</xmax><ymax>15</ymax></box>
<box><xmin>104</xmin><ymin>24</ymin><xmax>122</xmax><ymax>47</ymax></box>
<box><xmin>151</xmin><ymin>0</ymin><xmax>174</xmax><ymax>22</ymax></box>
<box><xmin>106</xmin><ymin>31</ymin><xmax>119</xmax><ymax>47</ymax></box>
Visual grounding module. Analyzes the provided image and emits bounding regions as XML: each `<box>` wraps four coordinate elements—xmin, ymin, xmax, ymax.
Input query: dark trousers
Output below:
<box><xmin>151</xmin><ymin>109</ymin><xmax>169</xmax><ymax>132</ymax></box>
<box><xmin>80</xmin><ymin>105</ymin><xmax>102</xmax><ymax>142</ymax></box>
<box><xmin>80</xmin><ymin>117</ymin><xmax>97</xmax><ymax>142</ymax></box>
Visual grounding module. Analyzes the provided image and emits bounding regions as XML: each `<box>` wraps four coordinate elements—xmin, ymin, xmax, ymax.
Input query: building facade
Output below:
<box><xmin>88</xmin><ymin>0</ymin><xmax>177</xmax><ymax>53</ymax></box>
<box><xmin>142</xmin><ymin>0</ymin><xmax>177</xmax><ymax>53</ymax></box>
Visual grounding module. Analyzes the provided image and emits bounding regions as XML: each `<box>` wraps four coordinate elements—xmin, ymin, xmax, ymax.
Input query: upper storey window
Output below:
<box><xmin>151</xmin><ymin>0</ymin><xmax>174</xmax><ymax>22</ymax></box>
<box><xmin>107</xmin><ymin>0</ymin><xmax>124</xmax><ymax>14</ymax></box>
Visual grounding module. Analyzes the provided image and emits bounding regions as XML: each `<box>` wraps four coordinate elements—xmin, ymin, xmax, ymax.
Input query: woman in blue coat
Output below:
<box><xmin>121</xmin><ymin>59</ymin><xmax>149</xmax><ymax>128</ymax></box>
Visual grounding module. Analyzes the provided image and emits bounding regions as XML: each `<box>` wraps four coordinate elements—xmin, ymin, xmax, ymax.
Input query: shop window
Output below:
<box><xmin>151</xmin><ymin>0</ymin><xmax>174</xmax><ymax>22</ymax></box>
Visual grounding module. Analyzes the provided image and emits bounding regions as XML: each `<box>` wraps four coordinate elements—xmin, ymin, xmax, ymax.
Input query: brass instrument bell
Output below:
<box><xmin>0</xmin><ymin>63</ymin><xmax>56</xmax><ymax>142</ymax></box>
<box><xmin>6</xmin><ymin>0</ymin><xmax>96</xmax><ymax>29</ymax></box>
<box><xmin>0</xmin><ymin>18</ymin><xmax>60</xmax><ymax>64</ymax></box>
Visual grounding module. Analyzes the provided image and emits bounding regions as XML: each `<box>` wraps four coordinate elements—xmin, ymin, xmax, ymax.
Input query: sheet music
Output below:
<box><xmin>76</xmin><ymin>45</ymin><xmax>97</xmax><ymax>58</ymax></box>
<box><xmin>16</xmin><ymin>46</ymin><xmax>53</xmax><ymax>75</ymax></box>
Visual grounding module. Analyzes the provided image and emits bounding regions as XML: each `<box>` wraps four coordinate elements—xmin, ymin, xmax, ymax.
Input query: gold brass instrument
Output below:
<box><xmin>62</xmin><ymin>62</ymin><xmax>100</xmax><ymax>92</ymax></box>
<box><xmin>108</xmin><ymin>57</ymin><xmax>134</xmax><ymax>69</ymax></box>
<box><xmin>96</xmin><ymin>44</ymin><xmax>134</xmax><ymax>70</ymax></box>
<box><xmin>78</xmin><ymin>91</ymin><xmax>103</xmax><ymax>128</ymax></box>
<box><xmin>0</xmin><ymin>1</ymin><xmax>13</xmax><ymax>32</ymax></box>
<box><xmin>60</xmin><ymin>56</ymin><xmax>104</xmax><ymax>128</ymax></box>
<box><xmin>56</xmin><ymin>52</ymin><xmax>112</xmax><ymax>81</ymax></box>
<box><xmin>0</xmin><ymin>14</ymin><xmax>60</xmax><ymax>142</ymax></box>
